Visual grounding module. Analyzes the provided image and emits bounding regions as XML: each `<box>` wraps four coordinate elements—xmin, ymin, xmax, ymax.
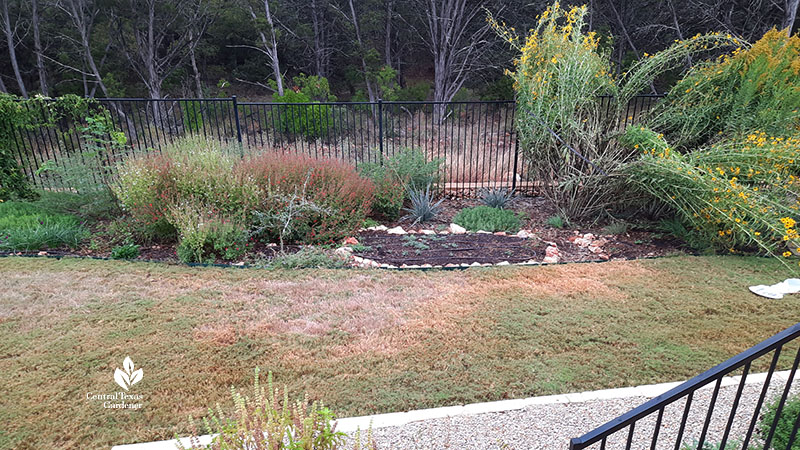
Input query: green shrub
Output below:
<box><xmin>620</xmin><ymin>32</ymin><xmax>800</xmax><ymax>267</ymax></box>
<box><xmin>272</xmin><ymin>76</ymin><xmax>335</xmax><ymax>139</ymax></box>
<box><xmin>115</xmin><ymin>137</ymin><xmax>373</xmax><ymax>258</ymax></box>
<box><xmin>178</xmin><ymin>368</ymin><xmax>374</xmax><ymax>450</ymax></box>
<box><xmin>602</xmin><ymin>221</ymin><xmax>628</xmax><ymax>235</ymax></box>
<box><xmin>114</xmin><ymin>136</ymin><xmax>260</xmax><ymax>261</ymax></box>
<box><xmin>266</xmin><ymin>247</ymin><xmax>349</xmax><ymax>270</ymax></box>
<box><xmin>34</xmin><ymin>191</ymin><xmax>118</xmax><ymax>221</ymax></box>
<box><xmin>0</xmin><ymin>94</ymin><xmax>100</xmax><ymax>201</ymax></box>
<box><xmin>106</xmin><ymin>216</ymin><xmax>176</xmax><ymax>247</ymax></box>
<box><xmin>397</xmin><ymin>81</ymin><xmax>431</xmax><ymax>102</ymax></box>
<box><xmin>359</xmin><ymin>167</ymin><xmax>405</xmax><ymax>219</ymax></box>
<box><xmin>759</xmin><ymin>394</ymin><xmax>800</xmax><ymax>450</ymax></box>
<box><xmin>114</xmin><ymin>136</ymin><xmax>259</xmax><ymax>229</ymax></box>
<box><xmin>110</xmin><ymin>242</ymin><xmax>140</xmax><ymax>260</ymax></box>
<box><xmin>0</xmin><ymin>201</ymin><xmax>89</xmax><ymax>251</ymax></box>
<box><xmin>359</xmin><ymin>148</ymin><xmax>442</xmax><ymax>219</ymax></box>
<box><xmin>454</xmin><ymin>206</ymin><xmax>523</xmax><ymax>233</ymax></box>
<box><xmin>491</xmin><ymin>4</ymin><xmax>742</xmax><ymax>220</ymax></box>
<box><xmin>171</xmin><ymin>202</ymin><xmax>250</xmax><ymax>263</ymax></box>
<box><xmin>238</xmin><ymin>153</ymin><xmax>374</xmax><ymax>245</ymax></box>
<box><xmin>658</xmin><ymin>218</ymin><xmax>713</xmax><ymax>253</ymax></box>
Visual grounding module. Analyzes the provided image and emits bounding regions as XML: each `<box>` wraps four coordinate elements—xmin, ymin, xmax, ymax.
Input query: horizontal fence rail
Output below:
<box><xmin>8</xmin><ymin>95</ymin><xmax>663</xmax><ymax>197</ymax></box>
<box><xmin>569</xmin><ymin>323</ymin><xmax>800</xmax><ymax>450</ymax></box>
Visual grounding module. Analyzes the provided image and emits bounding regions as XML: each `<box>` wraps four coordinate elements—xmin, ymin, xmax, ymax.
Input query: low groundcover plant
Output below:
<box><xmin>178</xmin><ymin>368</ymin><xmax>375</xmax><ymax>450</ymax></box>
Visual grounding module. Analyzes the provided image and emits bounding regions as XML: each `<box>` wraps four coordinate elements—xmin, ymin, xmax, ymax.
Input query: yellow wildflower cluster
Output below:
<box><xmin>650</xmin><ymin>28</ymin><xmax>799</xmax><ymax>149</ymax></box>
<box><xmin>624</xmin><ymin>124</ymin><xmax>800</xmax><ymax>267</ymax></box>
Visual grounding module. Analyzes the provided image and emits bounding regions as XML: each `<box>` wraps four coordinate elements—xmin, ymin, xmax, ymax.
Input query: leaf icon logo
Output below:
<box><xmin>114</xmin><ymin>357</ymin><xmax>143</xmax><ymax>391</ymax></box>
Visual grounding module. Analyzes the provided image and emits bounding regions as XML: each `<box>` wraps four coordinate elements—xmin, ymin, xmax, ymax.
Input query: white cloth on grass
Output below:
<box><xmin>749</xmin><ymin>278</ymin><xmax>800</xmax><ymax>299</ymax></box>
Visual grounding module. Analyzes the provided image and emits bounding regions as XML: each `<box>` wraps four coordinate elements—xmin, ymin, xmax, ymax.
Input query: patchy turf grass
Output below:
<box><xmin>0</xmin><ymin>255</ymin><xmax>797</xmax><ymax>449</ymax></box>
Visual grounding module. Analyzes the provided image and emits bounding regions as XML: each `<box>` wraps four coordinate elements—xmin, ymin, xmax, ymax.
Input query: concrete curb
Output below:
<box><xmin>111</xmin><ymin>370</ymin><xmax>790</xmax><ymax>450</ymax></box>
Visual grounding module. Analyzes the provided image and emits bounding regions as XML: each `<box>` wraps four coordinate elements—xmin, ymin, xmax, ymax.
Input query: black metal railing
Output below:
<box><xmin>569</xmin><ymin>323</ymin><xmax>800</xmax><ymax>450</ymax></box>
<box><xmin>9</xmin><ymin>95</ymin><xmax>663</xmax><ymax>197</ymax></box>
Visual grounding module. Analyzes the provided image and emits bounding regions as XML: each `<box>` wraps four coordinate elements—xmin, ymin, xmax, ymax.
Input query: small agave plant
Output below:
<box><xmin>402</xmin><ymin>184</ymin><xmax>443</xmax><ymax>225</ymax></box>
<box><xmin>479</xmin><ymin>187</ymin><xmax>515</xmax><ymax>209</ymax></box>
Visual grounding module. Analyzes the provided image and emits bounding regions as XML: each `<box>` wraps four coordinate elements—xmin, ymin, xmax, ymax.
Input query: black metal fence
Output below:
<box><xmin>570</xmin><ymin>322</ymin><xmax>800</xmax><ymax>450</ymax></box>
<box><xmin>9</xmin><ymin>95</ymin><xmax>663</xmax><ymax>197</ymax></box>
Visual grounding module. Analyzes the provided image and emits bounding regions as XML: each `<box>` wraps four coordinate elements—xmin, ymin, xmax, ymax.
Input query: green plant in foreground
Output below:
<box><xmin>401</xmin><ymin>185</ymin><xmax>443</xmax><ymax>225</ymax></box>
<box><xmin>266</xmin><ymin>248</ymin><xmax>349</xmax><ymax>270</ymax></box>
<box><xmin>454</xmin><ymin>206</ymin><xmax>523</xmax><ymax>233</ymax></box>
<box><xmin>479</xmin><ymin>187</ymin><xmax>515</xmax><ymax>209</ymax></box>
<box><xmin>178</xmin><ymin>368</ymin><xmax>375</xmax><ymax>450</ymax></box>
<box><xmin>110</xmin><ymin>243</ymin><xmax>140</xmax><ymax>260</ymax></box>
<box><xmin>171</xmin><ymin>202</ymin><xmax>250</xmax><ymax>264</ymax></box>
<box><xmin>0</xmin><ymin>201</ymin><xmax>89</xmax><ymax>251</ymax></box>
<box><xmin>546</xmin><ymin>215</ymin><xmax>565</xmax><ymax>229</ymax></box>
<box><xmin>759</xmin><ymin>394</ymin><xmax>800</xmax><ymax>450</ymax></box>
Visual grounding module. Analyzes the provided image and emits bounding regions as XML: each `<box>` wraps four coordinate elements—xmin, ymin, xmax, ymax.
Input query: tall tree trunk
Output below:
<box><xmin>31</xmin><ymin>0</ymin><xmax>48</xmax><ymax>96</ymax></box>
<box><xmin>311</xmin><ymin>0</ymin><xmax>328</xmax><ymax>77</ymax></box>
<box><xmin>263</xmin><ymin>0</ymin><xmax>283</xmax><ymax>96</ymax></box>
<box><xmin>667</xmin><ymin>0</ymin><xmax>692</xmax><ymax>67</ymax></box>
<box><xmin>348</xmin><ymin>0</ymin><xmax>377</xmax><ymax>103</ymax></box>
<box><xmin>63</xmin><ymin>0</ymin><xmax>111</xmax><ymax>97</ymax></box>
<box><xmin>384</xmin><ymin>0</ymin><xmax>394</xmax><ymax>67</ymax></box>
<box><xmin>1</xmin><ymin>0</ymin><xmax>27</xmax><ymax>98</ymax></box>
<box><xmin>785</xmin><ymin>0</ymin><xmax>800</xmax><ymax>35</ymax></box>
<box><xmin>189</xmin><ymin>29</ymin><xmax>203</xmax><ymax>98</ymax></box>
<box><xmin>246</xmin><ymin>0</ymin><xmax>284</xmax><ymax>96</ymax></box>
<box><xmin>0</xmin><ymin>74</ymin><xmax>7</xmax><ymax>93</ymax></box>
<box><xmin>422</xmin><ymin>0</ymin><xmax>489</xmax><ymax>122</ymax></box>
<box><xmin>606</xmin><ymin>0</ymin><xmax>657</xmax><ymax>93</ymax></box>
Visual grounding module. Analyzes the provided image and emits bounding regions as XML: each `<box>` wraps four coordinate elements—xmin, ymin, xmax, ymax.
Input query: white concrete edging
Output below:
<box><xmin>111</xmin><ymin>370</ymin><xmax>791</xmax><ymax>450</ymax></box>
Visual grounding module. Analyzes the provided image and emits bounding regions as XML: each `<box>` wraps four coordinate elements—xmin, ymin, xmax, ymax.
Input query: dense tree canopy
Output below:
<box><xmin>0</xmin><ymin>0</ymin><xmax>796</xmax><ymax>101</ymax></box>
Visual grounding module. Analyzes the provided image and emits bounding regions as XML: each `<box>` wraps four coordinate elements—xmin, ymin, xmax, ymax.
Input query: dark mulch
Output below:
<box><xmin>352</xmin><ymin>229</ymin><xmax>681</xmax><ymax>266</ymax></box>
<box><xmin>353</xmin><ymin>231</ymin><xmax>545</xmax><ymax>266</ymax></box>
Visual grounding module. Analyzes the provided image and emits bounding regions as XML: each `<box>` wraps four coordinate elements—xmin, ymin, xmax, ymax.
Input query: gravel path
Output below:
<box><xmin>344</xmin><ymin>373</ymin><xmax>798</xmax><ymax>450</ymax></box>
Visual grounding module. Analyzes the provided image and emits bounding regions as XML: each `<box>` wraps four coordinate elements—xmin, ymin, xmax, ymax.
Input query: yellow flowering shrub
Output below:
<box><xmin>490</xmin><ymin>2</ymin><xmax>743</xmax><ymax>220</ymax></box>
<box><xmin>489</xmin><ymin>3</ymin><xmax>615</xmax><ymax>219</ymax></box>
<box><xmin>649</xmin><ymin>29</ymin><xmax>800</xmax><ymax>149</ymax></box>
<box><xmin>623</xmin><ymin>126</ymin><xmax>800</xmax><ymax>266</ymax></box>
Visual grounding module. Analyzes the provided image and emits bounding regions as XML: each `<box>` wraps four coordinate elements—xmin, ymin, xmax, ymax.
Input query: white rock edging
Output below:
<box><xmin>111</xmin><ymin>371</ymin><xmax>791</xmax><ymax>450</ymax></box>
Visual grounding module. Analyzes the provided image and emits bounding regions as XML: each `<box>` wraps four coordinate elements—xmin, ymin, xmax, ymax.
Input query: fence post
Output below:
<box><xmin>231</xmin><ymin>96</ymin><xmax>243</xmax><ymax>154</ymax></box>
<box><xmin>512</xmin><ymin>136</ymin><xmax>519</xmax><ymax>192</ymax></box>
<box><xmin>377</xmin><ymin>98</ymin><xmax>384</xmax><ymax>164</ymax></box>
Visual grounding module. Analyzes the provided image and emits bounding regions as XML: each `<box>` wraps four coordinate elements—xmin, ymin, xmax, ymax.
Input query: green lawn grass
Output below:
<box><xmin>0</xmin><ymin>255</ymin><xmax>797</xmax><ymax>449</ymax></box>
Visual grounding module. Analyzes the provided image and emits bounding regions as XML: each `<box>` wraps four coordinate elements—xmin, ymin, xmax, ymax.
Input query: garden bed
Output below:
<box><xmin>350</xmin><ymin>226</ymin><xmax>679</xmax><ymax>268</ymax></box>
<box><xmin>1</xmin><ymin>195</ymin><xmax>683</xmax><ymax>268</ymax></box>
<box><xmin>0</xmin><ymin>194</ymin><xmax>684</xmax><ymax>268</ymax></box>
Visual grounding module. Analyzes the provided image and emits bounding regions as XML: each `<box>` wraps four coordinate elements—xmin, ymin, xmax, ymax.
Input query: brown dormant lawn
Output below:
<box><xmin>0</xmin><ymin>255</ymin><xmax>796</xmax><ymax>449</ymax></box>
